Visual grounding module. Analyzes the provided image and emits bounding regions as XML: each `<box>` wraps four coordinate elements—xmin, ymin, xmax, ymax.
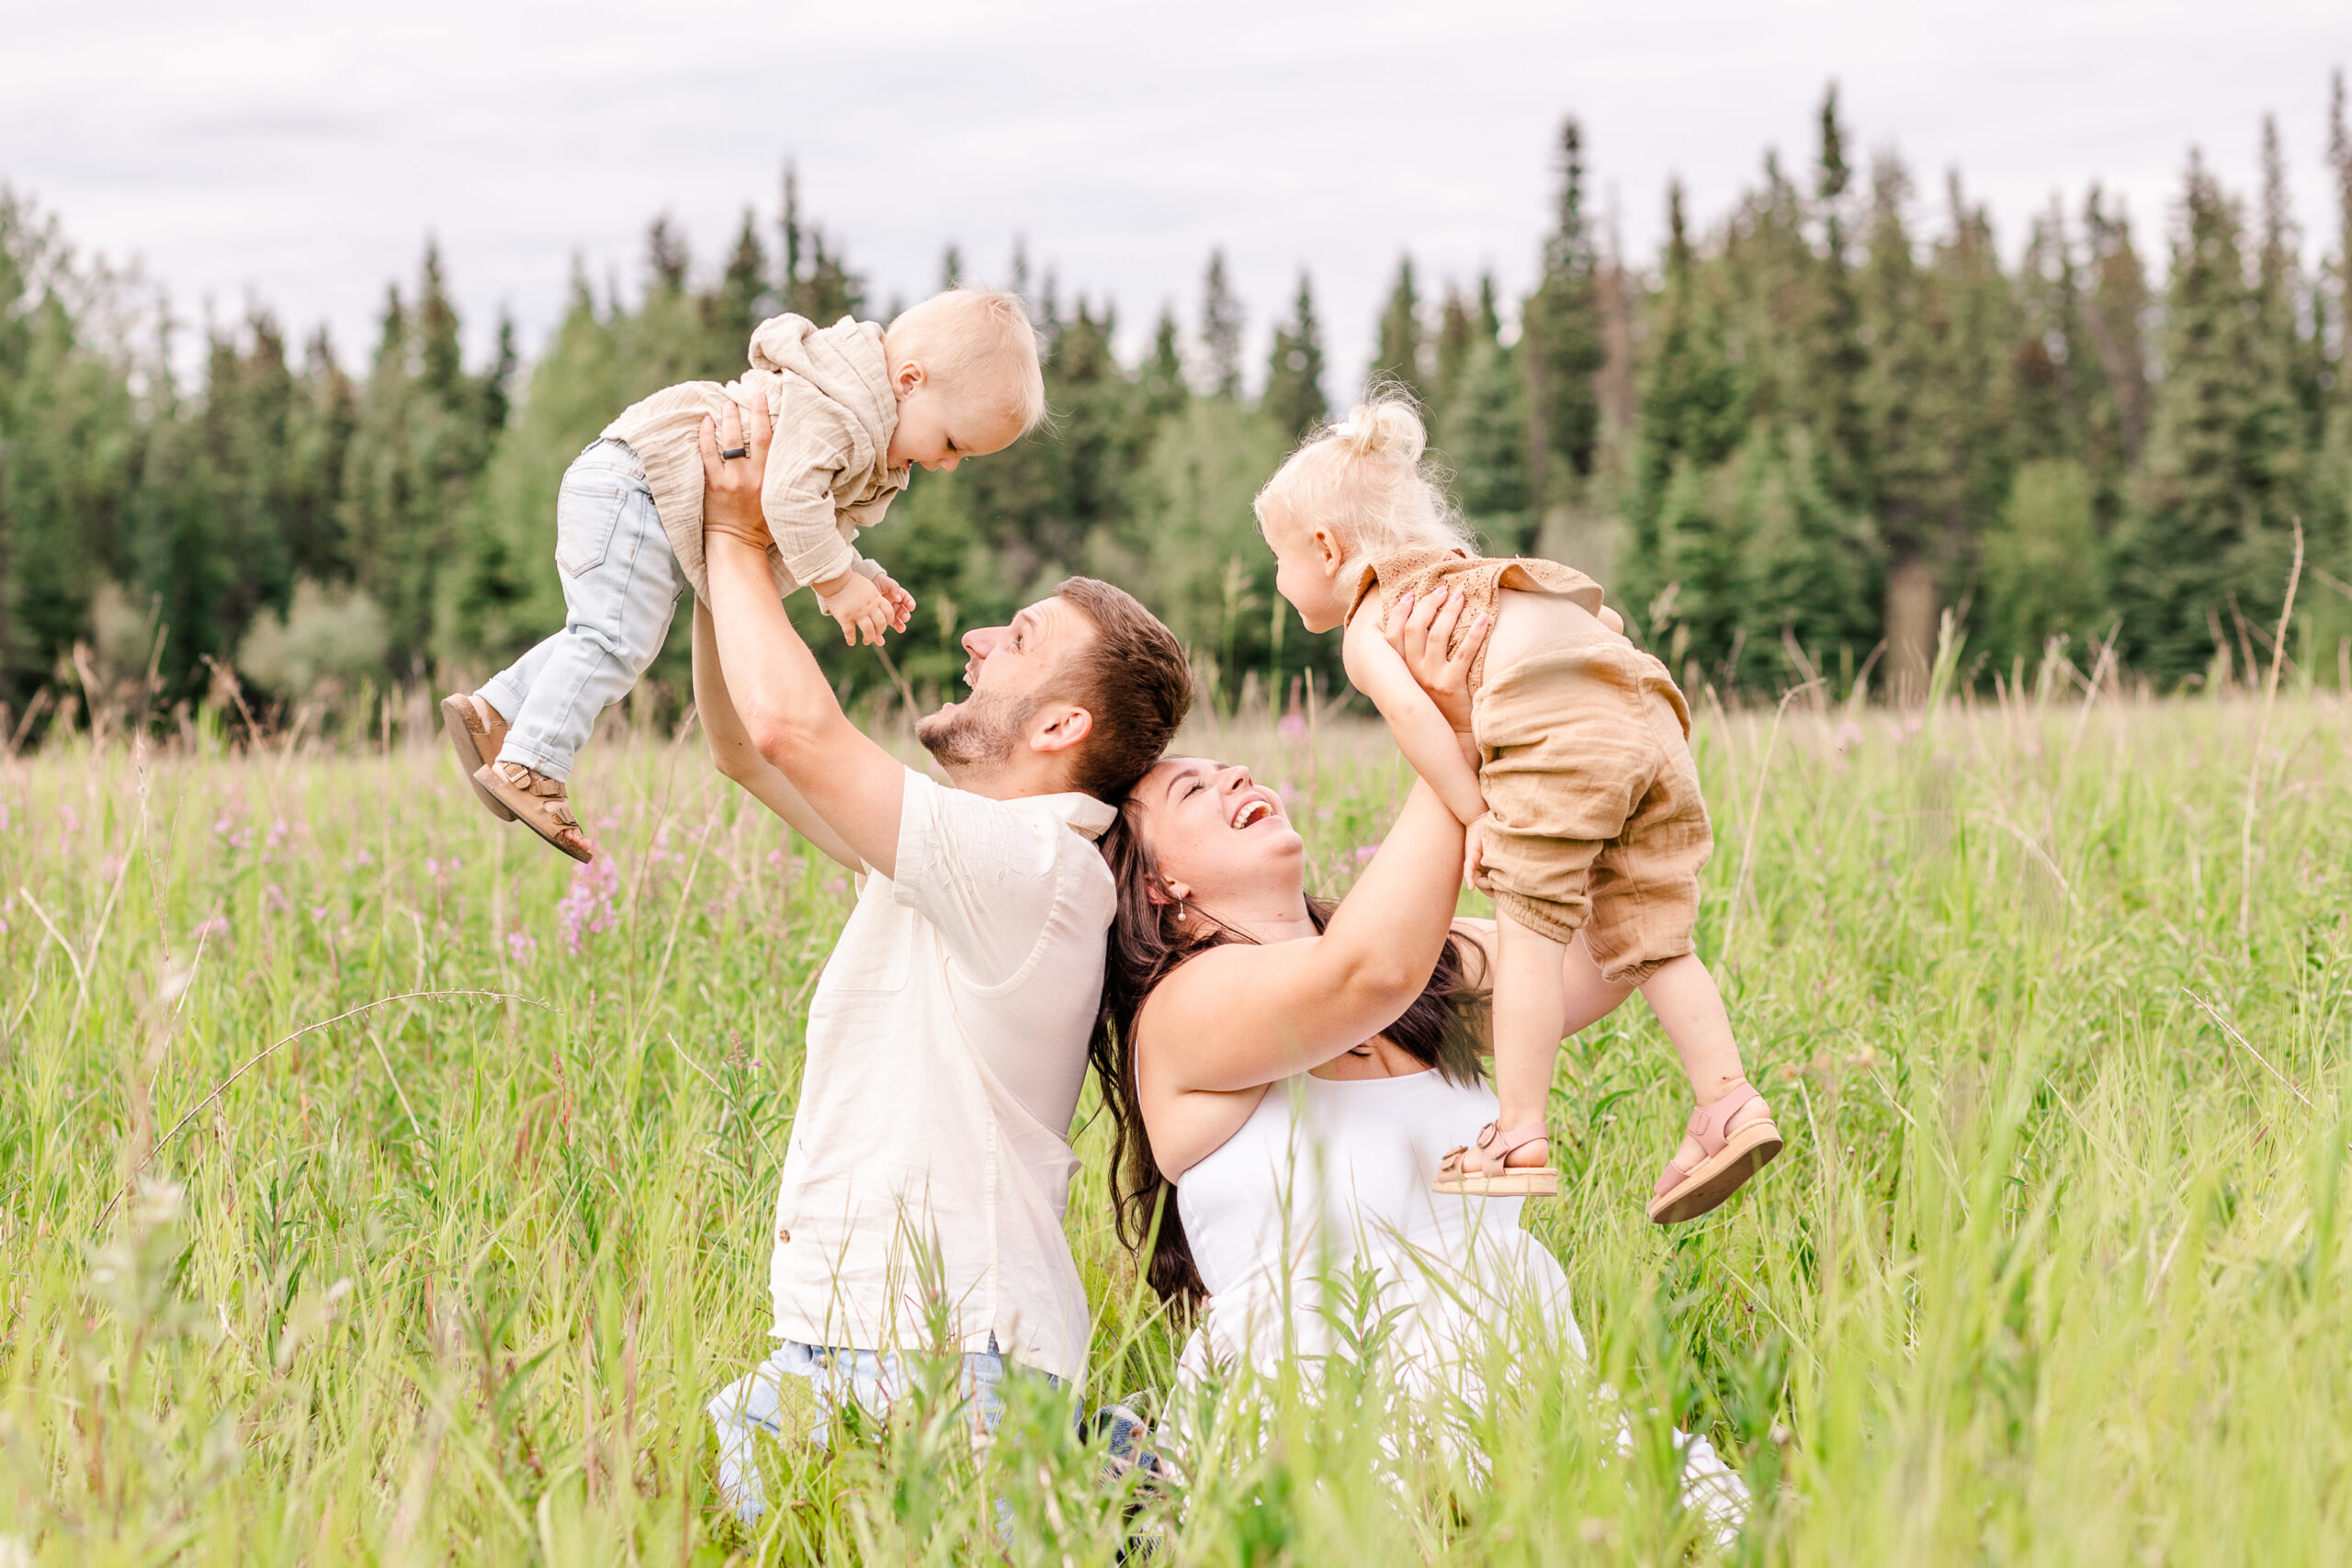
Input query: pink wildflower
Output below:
<box><xmin>558</xmin><ymin>857</ymin><xmax>621</xmax><ymax>954</ymax></box>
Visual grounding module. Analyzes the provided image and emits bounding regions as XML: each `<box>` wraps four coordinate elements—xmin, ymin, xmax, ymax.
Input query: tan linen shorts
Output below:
<box><xmin>1471</xmin><ymin>634</ymin><xmax>1713</xmax><ymax>983</ymax></box>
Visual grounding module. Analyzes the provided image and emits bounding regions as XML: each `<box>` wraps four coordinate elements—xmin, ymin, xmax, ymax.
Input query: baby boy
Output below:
<box><xmin>440</xmin><ymin>289</ymin><xmax>1045</xmax><ymax>860</ymax></box>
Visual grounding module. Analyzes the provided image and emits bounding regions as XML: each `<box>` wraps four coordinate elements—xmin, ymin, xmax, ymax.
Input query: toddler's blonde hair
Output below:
<box><xmin>1253</xmin><ymin>390</ymin><xmax>1474</xmax><ymax>565</ymax></box>
<box><xmin>887</xmin><ymin>288</ymin><xmax>1048</xmax><ymax>434</ymax></box>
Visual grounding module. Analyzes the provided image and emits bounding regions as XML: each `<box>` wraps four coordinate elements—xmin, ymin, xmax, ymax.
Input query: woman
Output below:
<box><xmin>1089</xmin><ymin>590</ymin><xmax>1745</xmax><ymax>1530</ymax></box>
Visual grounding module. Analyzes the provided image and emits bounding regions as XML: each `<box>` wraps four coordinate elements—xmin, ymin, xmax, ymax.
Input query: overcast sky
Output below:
<box><xmin>3</xmin><ymin>0</ymin><xmax>2346</xmax><ymax>389</ymax></box>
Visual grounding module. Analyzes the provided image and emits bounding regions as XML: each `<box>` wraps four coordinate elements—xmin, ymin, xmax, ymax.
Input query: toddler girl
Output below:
<box><xmin>1256</xmin><ymin>396</ymin><xmax>1780</xmax><ymax>1224</ymax></box>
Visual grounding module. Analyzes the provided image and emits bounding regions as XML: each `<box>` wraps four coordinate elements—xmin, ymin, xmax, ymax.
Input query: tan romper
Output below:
<box><xmin>1347</xmin><ymin>545</ymin><xmax>1713</xmax><ymax>982</ymax></box>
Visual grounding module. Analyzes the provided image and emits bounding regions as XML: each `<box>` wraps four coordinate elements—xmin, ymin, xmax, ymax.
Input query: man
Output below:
<box><xmin>693</xmin><ymin>400</ymin><xmax>1191</xmax><ymax>1519</ymax></box>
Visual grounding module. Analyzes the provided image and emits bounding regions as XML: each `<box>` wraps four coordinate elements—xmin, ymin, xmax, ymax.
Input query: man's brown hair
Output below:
<box><xmin>1052</xmin><ymin>576</ymin><xmax>1193</xmax><ymax>804</ymax></box>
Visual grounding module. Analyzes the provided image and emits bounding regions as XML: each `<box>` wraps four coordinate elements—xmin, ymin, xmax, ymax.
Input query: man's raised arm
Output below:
<box><xmin>698</xmin><ymin>400</ymin><xmax>907</xmax><ymax>878</ymax></box>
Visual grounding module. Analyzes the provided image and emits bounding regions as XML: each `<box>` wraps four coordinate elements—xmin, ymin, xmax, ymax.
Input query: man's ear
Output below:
<box><xmin>1028</xmin><ymin>703</ymin><xmax>1094</xmax><ymax>757</ymax></box>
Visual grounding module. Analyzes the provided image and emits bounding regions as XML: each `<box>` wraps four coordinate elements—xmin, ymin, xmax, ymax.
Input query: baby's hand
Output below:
<box><xmin>814</xmin><ymin>570</ymin><xmax>893</xmax><ymax>648</ymax></box>
<box><xmin>869</xmin><ymin>570</ymin><xmax>916</xmax><ymax>635</ymax></box>
<box><xmin>1464</xmin><ymin>812</ymin><xmax>1493</xmax><ymax>892</ymax></box>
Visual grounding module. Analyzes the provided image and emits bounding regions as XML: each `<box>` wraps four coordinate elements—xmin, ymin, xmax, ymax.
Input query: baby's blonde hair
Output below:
<box><xmin>887</xmin><ymin>288</ymin><xmax>1048</xmax><ymax>434</ymax></box>
<box><xmin>1253</xmin><ymin>390</ymin><xmax>1473</xmax><ymax>564</ymax></box>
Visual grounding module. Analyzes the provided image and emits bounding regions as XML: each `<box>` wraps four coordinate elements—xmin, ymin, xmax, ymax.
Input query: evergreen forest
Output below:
<box><xmin>6</xmin><ymin>81</ymin><xmax>2352</xmax><ymax>739</ymax></box>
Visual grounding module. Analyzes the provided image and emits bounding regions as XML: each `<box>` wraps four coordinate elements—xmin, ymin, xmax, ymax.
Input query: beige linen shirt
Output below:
<box><xmin>766</xmin><ymin>771</ymin><xmax>1117</xmax><ymax>1383</ymax></box>
<box><xmin>602</xmin><ymin>313</ymin><xmax>907</xmax><ymax>601</ymax></box>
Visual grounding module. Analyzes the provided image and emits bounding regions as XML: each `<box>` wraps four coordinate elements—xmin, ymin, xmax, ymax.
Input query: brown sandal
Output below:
<box><xmin>475</xmin><ymin>761</ymin><xmax>596</xmax><ymax>863</ymax></box>
<box><xmin>1434</xmin><ymin>1121</ymin><xmax>1560</xmax><ymax>1197</ymax></box>
<box><xmin>1646</xmin><ymin>1080</ymin><xmax>1782</xmax><ymax>1224</ymax></box>
<box><xmin>440</xmin><ymin>693</ymin><xmax>516</xmax><ymax>822</ymax></box>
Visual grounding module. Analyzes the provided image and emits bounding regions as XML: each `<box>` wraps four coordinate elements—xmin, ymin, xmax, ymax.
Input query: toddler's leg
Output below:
<box><xmin>1480</xmin><ymin>910</ymin><xmax>1569</xmax><ymax>1173</ymax></box>
<box><xmin>1640</xmin><ymin>952</ymin><xmax>1780</xmax><ymax>1224</ymax></box>
<box><xmin>1638</xmin><ymin>953</ymin><xmax>1747</xmax><ymax>1109</ymax></box>
<box><xmin>1559</xmin><ymin>929</ymin><xmax>1636</xmax><ymax>1034</ymax></box>
<box><xmin>500</xmin><ymin>449</ymin><xmax>684</xmax><ymax>783</ymax></box>
<box><xmin>478</xmin><ymin>632</ymin><xmax>565</xmax><ymax>730</ymax></box>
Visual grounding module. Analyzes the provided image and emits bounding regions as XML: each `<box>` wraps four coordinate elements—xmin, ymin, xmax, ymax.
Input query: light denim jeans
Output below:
<box><xmin>481</xmin><ymin>439</ymin><xmax>684</xmax><ymax>783</ymax></box>
<box><xmin>708</xmin><ymin>1337</ymin><xmax>1044</xmax><ymax>1533</ymax></box>
<box><xmin>707</xmin><ymin>1338</ymin><xmax>1167</xmax><ymax>1548</ymax></box>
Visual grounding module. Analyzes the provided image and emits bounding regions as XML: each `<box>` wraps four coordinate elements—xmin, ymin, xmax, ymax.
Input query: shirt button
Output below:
<box><xmin>776</xmin><ymin>1228</ymin><xmax>792</xmax><ymax>1243</ymax></box>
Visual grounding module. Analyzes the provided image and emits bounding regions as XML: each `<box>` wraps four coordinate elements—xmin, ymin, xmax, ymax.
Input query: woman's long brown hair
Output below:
<box><xmin>1088</xmin><ymin>795</ymin><xmax>1488</xmax><ymax>1309</ymax></box>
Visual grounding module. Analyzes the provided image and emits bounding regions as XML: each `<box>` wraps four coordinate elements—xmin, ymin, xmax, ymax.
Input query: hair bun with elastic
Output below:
<box><xmin>1336</xmin><ymin>393</ymin><xmax>1427</xmax><ymax>464</ymax></box>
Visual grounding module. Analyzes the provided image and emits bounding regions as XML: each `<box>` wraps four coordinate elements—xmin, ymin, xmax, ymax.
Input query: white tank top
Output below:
<box><xmin>1173</xmin><ymin>1068</ymin><xmax>1587</xmax><ymax>1396</ymax></box>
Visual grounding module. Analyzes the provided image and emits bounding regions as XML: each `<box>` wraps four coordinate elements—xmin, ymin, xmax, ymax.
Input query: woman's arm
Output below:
<box><xmin>1341</xmin><ymin>613</ymin><xmax>1488</xmax><ymax>824</ymax></box>
<box><xmin>691</xmin><ymin>599</ymin><xmax>864</xmax><ymax>872</ymax></box>
<box><xmin>1137</xmin><ymin>776</ymin><xmax>1468</xmax><ymax>1096</ymax></box>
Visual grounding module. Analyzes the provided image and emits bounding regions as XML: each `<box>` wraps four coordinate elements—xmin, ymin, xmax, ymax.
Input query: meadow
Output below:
<box><xmin>2</xmin><ymin>662</ymin><xmax>2348</xmax><ymax>1565</ymax></box>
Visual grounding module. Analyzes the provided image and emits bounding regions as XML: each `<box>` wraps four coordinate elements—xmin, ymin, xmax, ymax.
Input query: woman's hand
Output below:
<box><xmin>1383</xmin><ymin>587</ymin><xmax>1488</xmax><ymax>732</ymax></box>
<box><xmin>698</xmin><ymin>400</ymin><xmax>775</xmax><ymax>550</ymax></box>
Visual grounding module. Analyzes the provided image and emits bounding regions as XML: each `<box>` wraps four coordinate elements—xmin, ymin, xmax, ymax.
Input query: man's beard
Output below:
<box><xmin>915</xmin><ymin>687</ymin><xmax>1038</xmax><ymax>773</ymax></box>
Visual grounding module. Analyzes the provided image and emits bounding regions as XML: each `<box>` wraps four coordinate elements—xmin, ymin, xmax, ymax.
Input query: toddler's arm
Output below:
<box><xmin>754</xmin><ymin>386</ymin><xmax>867</xmax><ymax>591</ymax></box>
<box><xmin>1342</xmin><ymin>612</ymin><xmax>1488</xmax><ymax>825</ymax></box>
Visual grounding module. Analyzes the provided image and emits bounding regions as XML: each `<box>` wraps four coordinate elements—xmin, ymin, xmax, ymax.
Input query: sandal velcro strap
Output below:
<box><xmin>1481</xmin><ymin>1122</ymin><xmax>1552</xmax><ymax>1162</ymax></box>
<box><xmin>1685</xmin><ymin>1080</ymin><xmax>1761</xmax><ymax>1158</ymax></box>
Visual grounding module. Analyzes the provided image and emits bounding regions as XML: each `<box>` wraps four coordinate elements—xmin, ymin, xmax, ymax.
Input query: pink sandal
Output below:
<box><xmin>1435</xmin><ymin>1121</ymin><xmax>1560</xmax><ymax>1197</ymax></box>
<box><xmin>1646</xmin><ymin>1079</ymin><xmax>1782</xmax><ymax>1224</ymax></box>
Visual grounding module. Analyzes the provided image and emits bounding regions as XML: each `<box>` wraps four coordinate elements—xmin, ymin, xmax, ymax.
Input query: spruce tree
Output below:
<box><xmin>2114</xmin><ymin>152</ymin><xmax>2292</xmax><ymax>681</ymax></box>
<box><xmin>708</xmin><ymin>208</ymin><xmax>771</xmax><ymax>364</ymax></box>
<box><xmin>1933</xmin><ymin>175</ymin><xmax>2021</xmax><ymax>589</ymax></box>
<box><xmin>1430</xmin><ymin>284</ymin><xmax>1476</xmax><ymax>433</ymax></box>
<box><xmin>2330</xmin><ymin>73</ymin><xmax>2352</xmax><ymax>445</ymax></box>
<box><xmin>1802</xmin><ymin>85</ymin><xmax>1872</xmax><ymax>510</ymax></box>
<box><xmin>2318</xmin><ymin>71</ymin><xmax>2352</xmax><ymax>592</ymax></box>
<box><xmin>1369</xmin><ymin>255</ymin><xmax>1425</xmax><ymax>403</ymax></box>
<box><xmin>1141</xmin><ymin>307</ymin><xmax>1189</xmax><ymax>423</ymax></box>
<box><xmin>1438</xmin><ymin>333</ymin><xmax>1532</xmax><ymax>552</ymax></box>
<box><xmin>2082</xmin><ymin>186</ymin><xmax>2154</xmax><ymax>468</ymax></box>
<box><xmin>283</xmin><ymin>327</ymin><xmax>356</xmax><ymax>588</ymax></box>
<box><xmin>2256</xmin><ymin>118</ymin><xmax>2323</xmax><ymax>456</ymax></box>
<box><xmin>1261</xmin><ymin>271</ymin><xmax>1329</xmax><ymax>439</ymax></box>
<box><xmin>1859</xmin><ymin>153</ymin><xmax>1948</xmax><ymax>601</ymax></box>
<box><xmin>1521</xmin><ymin>117</ymin><xmax>1604</xmax><ymax>506</ymax></box>
<box><xmin>1199</xmin><ymin>249</ymin><xmax>1243</xmax><ymax>399</ymax></box>
<box><xmin>1623</xmin><ymin>182</ymin><xmax>1745</xmax><ymax>649</ymax></box>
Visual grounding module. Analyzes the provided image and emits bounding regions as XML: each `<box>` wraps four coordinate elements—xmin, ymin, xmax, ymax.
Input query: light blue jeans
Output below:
<box><xmin>708</xmin><ymin>1337</ymin><xmax>1042</xmax><ymax>1530</ymax></box>
<box><xmin>481</xmin><ymin>439</ymin><xmax>684</xmax><ymax>783</ymax></box>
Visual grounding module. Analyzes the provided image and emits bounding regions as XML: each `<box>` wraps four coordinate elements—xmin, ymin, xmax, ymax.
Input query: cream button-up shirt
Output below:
<box><xmin>765</xmin><ymin>770</ymin><xmax>1116</xmax><ymax>1383</ymax></box>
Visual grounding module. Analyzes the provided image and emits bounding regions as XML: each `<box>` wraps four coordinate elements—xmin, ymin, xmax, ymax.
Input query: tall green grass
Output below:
<box><xmin>2</xmin><ymin>672</ymin><xmax>2347</xmax><ymax>1564</ymax></box>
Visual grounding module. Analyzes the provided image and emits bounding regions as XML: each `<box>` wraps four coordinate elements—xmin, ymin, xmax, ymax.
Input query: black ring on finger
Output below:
<box><xmin>718</xmin><ymin>445</ymin><xmax>749</xmax><ymax>460</ymax></box>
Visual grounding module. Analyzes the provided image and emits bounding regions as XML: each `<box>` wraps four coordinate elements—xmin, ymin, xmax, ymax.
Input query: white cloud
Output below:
<box><xmin>3</xmin><ymin>0</ymin><xmax>2343</xmax><ymax>389</ymax></box>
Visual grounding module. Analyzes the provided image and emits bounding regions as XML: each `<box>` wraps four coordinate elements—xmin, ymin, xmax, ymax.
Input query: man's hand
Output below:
<box><xmin>1383</xmin><ymin>587</ymin><xmax>1489</xmax><ymax>732</ymax></box>
<box><xmin>699</xmin><ymin>401</ymin><xmax>775</xmax><ymax>550</ymax></box>
<box><xmin>814</xmin><ymin>570</ymin><xmax>894</xmax><ymax>648</ymax></box>
<box><xmin>695</xmin><ymin>391</ymin><xmax>908</xmax><ymax>878</ymax></box>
